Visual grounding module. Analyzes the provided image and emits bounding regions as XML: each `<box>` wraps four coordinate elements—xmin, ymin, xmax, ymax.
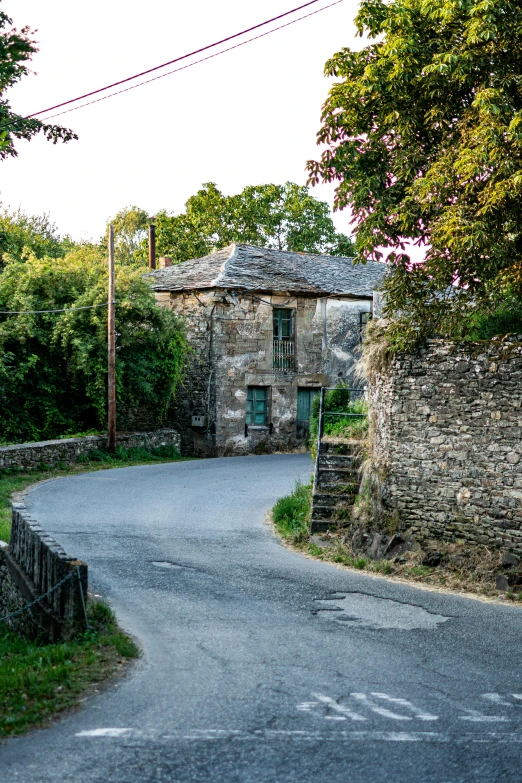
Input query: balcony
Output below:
<box><xmin>273</xmin><ymin>339</ymin><xmax>295</xmax><ymax>372</ymax></box>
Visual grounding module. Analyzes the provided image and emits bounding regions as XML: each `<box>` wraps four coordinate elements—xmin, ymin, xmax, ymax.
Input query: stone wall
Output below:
<box><xmin>0</xmin><ymin>429</ymin><xmax>180</xmax><ymax>471</ymax></box>
<box><xmin>0</xmin><ymin>504</ymin><xmax>88</xmax><ymax>641</ymax></box>
<box><xmin>369</xmin><ymin>338</ymin><xmax>522</xmax><ymax>553</ymax></box>
<box><xmin>161</xmin><ymin>288</ymin><xmax>372</xmax><ymax>456</ymax></box>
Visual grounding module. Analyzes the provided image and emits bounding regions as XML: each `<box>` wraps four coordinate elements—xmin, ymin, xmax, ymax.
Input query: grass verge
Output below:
<box><xmin>271</xmin><ymin>481</ymin><xmax>522</xmax><ymax>604</ymax></box>
<box><xmin>0</xmin><ymin>444</ymin><xmax>185</xmax><ymax>543</ymax></box>
<box><xmin>0</xmin><ymin>600</ymin><xmax>139</xmax><ymax>739</ymax></box>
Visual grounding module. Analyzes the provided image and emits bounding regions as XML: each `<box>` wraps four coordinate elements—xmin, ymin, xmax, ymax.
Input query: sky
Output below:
<box><xmin>0</xmin><ymin>0</ymin><xmax>369</xmax><ymax>244</ymax></box>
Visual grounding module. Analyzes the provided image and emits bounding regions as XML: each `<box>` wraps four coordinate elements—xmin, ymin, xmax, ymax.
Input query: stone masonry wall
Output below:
<box><xmin>162</xmin><ymin>288</ymin><xmax>371</xmax><ymax>456</ymax></box>
<box><xmin>0</xmin><ymin>503</ymin><xmax>88</xmax><ymax>641</ymax></box>
<box><xmin>0</xmin><ymin>429</ymin><xmax>180</xmax><ymax>471</ymax></box>
<box><xmin>369</xmin><ymin>339</ymin><xmax>522</xmax><ymax>553</ymax></box>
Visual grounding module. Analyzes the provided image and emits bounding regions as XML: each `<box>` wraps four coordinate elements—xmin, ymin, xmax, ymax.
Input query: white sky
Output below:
<box><xmin>1</xmin><ymin>0</ymin><xmax>366</xmax><ymax>243</ymax></box>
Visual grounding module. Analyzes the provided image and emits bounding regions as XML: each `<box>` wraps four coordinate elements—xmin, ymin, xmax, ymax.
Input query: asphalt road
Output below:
<box><xmin>2</xmin><ymin>454</ymin><xmax>522</xmax><ymax>783</ymax></box>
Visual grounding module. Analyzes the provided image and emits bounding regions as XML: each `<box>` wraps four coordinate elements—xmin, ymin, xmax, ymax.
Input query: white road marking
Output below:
<box><xmin>459</xmin><ymin>709</ymin><xmax>509</xmax><ymax>723</ymax></box>
<box><xmin>483</xmin><ymin>693</ymin><xmax>514</xmax><ymax>707</ymax></box>
<box><xmin>350</xmin><ymin>693</ymin><xmax>412</xmax><ymax>721</ymax></box>
<box><xmin>312</xmin><ymin>693</ymin><xmax>367</xmax><ymax>722</ymax></box>
<box><xmin>75</xmin><ymin>728</ymin><xmax>135</xmax><ymax>737</ymax></box>
<box><xmin>370</xmin><ymin>693</ymin><xmax>439</xmax><ymax>721</ymax></box>
<box><xmin>296</xmin><ymin>701</ymin><xmax>319</xmax><ymax>712</ymax></box>
<box><xmin>73</xmin><ymin>728</ymin><xmax>522</xmax><ymax>744</ymax></box>
<box><xmin>512</xmin><ymin>694</ymin><xmax>522</xmax><ymax>701</ymax></box>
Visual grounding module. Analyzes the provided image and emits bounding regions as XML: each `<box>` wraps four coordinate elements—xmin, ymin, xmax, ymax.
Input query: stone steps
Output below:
<box><xmin>310</xmin><ymin>439</ymin><xmax>362</xmax><ymax>534</ymax></box>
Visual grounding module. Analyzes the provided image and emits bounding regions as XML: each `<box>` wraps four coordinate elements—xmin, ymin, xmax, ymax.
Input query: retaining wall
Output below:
<box><xmin>369</xmin><ymin>338</ymin><xmax>522</xmax><ymax>554</ymax></box>
<box><xmin>0</xmin><ymin>503</ymin><xmax>87</xmax><ymax>641</ymax></box>
<box><xmin>0</xmin><ymin>428</ymin><xmax>181</xmax><ymax>471</ymax></box>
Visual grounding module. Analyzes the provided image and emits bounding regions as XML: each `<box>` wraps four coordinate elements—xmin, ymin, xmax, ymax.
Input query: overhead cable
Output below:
<box><xmin>0</xmin><ymin>0</ymin><xmax>341</xmax><ymax>131</ymax></box>
<box><xmin>40</xmin><ymin>0</ymin><xmax>344</xmax><ymax>122</ymax></box>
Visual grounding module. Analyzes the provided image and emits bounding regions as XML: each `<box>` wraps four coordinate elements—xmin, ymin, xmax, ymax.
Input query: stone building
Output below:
<box><xmin>147</xmin><ymin>243</ymin><xmax>385</xmax><ymax>456</ymax></box>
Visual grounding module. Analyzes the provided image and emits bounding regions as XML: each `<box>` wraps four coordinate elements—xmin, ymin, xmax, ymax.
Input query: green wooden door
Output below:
<box><xmin>297</xmin><ymin>388</ymin><xmax>319</xmax><ymax>438</ymax></box>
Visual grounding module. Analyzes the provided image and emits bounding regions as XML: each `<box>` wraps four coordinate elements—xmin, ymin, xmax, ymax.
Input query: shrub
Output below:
<box><xmin>272</xmin><ymin>481</ymin><xmax>311</xmax><ymax>543</ymax></box>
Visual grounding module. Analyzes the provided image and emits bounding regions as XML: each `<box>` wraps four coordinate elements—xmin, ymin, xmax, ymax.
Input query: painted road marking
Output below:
<box><xmin>459</xmin><ymin>709</ymin><xmax>509</xmax><ymax>723</ymax></box>
<box><xmin>312</xmin><ymin>693</ymin><xmax>367</xmax><ymax>721</ymax></box>
<box><xmin>74</xmin><ymin>729</ymin><xmax>522</xmax><ymax>744</ymax></box>
<box><xmin>370</xmin><ymin>693</ymin><xmax>439</xmax><ymax>721</ymax></box>
<box><xmin>75</xmin><ymin>728</ymin><xmax>134</xmax><ymax>737</ymax></box>
<box><xmin>350</xmin><ymin>693</ymin><xmax>413</xmax><ymax>721</ymax></box>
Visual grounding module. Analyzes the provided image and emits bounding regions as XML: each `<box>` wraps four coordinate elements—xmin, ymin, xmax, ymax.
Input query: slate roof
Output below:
<box><xmin>146</xmin><ymin>244</ymin><xmax>386</xmax><ymax>298</ymax></box>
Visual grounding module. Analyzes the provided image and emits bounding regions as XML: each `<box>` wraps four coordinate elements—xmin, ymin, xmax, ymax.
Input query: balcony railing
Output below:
<box><xmin>273</xmin><ymin>339</ymin><xmax>295</xmax><ymax>372</ymax></box>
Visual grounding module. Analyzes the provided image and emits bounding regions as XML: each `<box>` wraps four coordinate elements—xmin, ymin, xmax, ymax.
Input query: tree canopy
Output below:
<box><xmin>308</xmin><ymin>0</ymin><xmax>522</xmax><ymax>345</ymax></box>
<box><xmin>0</xmin><ymin>248</ymin><xmax>188</xmax><ymax>442</ymax></box>
<box><xmin>0</xmin><ymin>3</ymin><xmax>77</xmax><ymax>160</ymax></box>
<box><xmin>131</xmin><ymin>182</ymin><xmax>354</xmax><ymax>266</ymax></box>
<box><xmin>0</xmin><ymin>207</ymin><xmax>74</xmax><ymax>266</ymax></box>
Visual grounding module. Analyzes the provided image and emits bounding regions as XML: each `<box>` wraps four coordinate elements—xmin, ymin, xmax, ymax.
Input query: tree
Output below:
<box><xmin>136</xmin><ymin>182</ymin><xmax>354</xmax><ymax>265</ymax></box>
<box><xmin>0</xmin><ymin>247</ymin><xmax>188</xmax><ymax>442</ymax></box>
<box><xmin>0</xmin><ymin>207</ymin><xmax>74</xmax><ymax>265</ymax></box>
<box><xmin>307</xmin><ymin>0</ymin><xmax>522</xmax><ymax>345</ymax></box>
<box><xmin>0</xmin><ymin>4</ymin><xmax>77</xmax><ymax>160</ymax></box>
<box><xmin>106</xmin><ymin>206</ymin><xmax>149</xmax><ymax>265</ymax></box>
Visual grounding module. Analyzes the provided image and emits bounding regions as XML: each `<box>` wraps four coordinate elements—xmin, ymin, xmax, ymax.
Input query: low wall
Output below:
<box><xmin>369</xmin><ymin>338</ymin><xmax>522</xmax><ymax>553</ymax></box>
<box><xmin>0</xmin><ymin>503</ymin><xmax>88</xmax><ymax>641</ymax></box>
<box><xmin>0</xmin><ymin>428</ymin><xmax>181</xmax><ymax>471</ymax></box>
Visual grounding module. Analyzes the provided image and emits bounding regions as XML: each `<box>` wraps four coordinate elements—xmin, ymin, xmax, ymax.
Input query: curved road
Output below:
<box><xmin>1</xmin><ymin>454</ymin><xmax>522</xmax><ymax>782</ymax></box>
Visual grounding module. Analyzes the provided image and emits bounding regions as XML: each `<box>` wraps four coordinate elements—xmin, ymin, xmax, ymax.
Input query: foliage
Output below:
<box><xmin>309</xmin><ymin>386</ymin><xmax>368</xmax><ymax>443</ymax></box>
<box><xmin>308</xmin><ymin>0</ymin><xmax>522</xmax><ymax>346</ymax></box>
<box><xmin>76</xmin><ymin>443</ymin><xmax>182</xmax><ymax>464</ymax></box>
<box><xmin>0</xmin><ymin>600</ymin><xmax>138</xmax><ymax>738</ymax></box>
<box><xmin>0</xmin><ymin>3</ymin><xmax>77</xmax><ymax>160</ymax></box>
<box><xmin>0</xmin><ymin>207</ymin><xmax>74</xmax><ymax>266</ymax></box>
<box><xmin>272</xmin><ymin>480</ymin><xmax>311</xmax><ymax>543</ymax></box>
<box><xmin>136</xmin><ymin>182</ymin><xmax>354</xmax><ymax>264</ymax></box>
<box><xmin>0</xmin><ymin>246</ymin><xmax>188</xmax><ymax>442</ymax></box>
<box><xmin>106</xmin><ymin>206</ymin><xmax>149</xmax><ymax>266</ymax></box>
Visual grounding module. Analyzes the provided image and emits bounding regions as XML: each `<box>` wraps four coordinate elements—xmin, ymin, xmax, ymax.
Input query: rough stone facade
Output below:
<box><xmin>161</xmin><ymin>290</ymin><xmax>372</xmax><ymax>456</ymax></box>
<box><xmin>0</xmin><ymin>429</ymin><xmax>180</xmax><ymax>471</ymax></box>
<box><xmin>0</xmin><ymin>504</ymin><xmax>88</xmax><ymax>641</ymax></box>
<box><xmin>369</xmin><ymin>338</ymin><xmax>522</xmax><ymax>554</ymax></box>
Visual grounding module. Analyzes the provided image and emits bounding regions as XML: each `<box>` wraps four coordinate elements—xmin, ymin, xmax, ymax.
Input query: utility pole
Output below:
<box><xmin>149</xmin><ymin>222</ymin><xmax>156</xmax><ymax>270</ymax></box>
<box><xmin>107</xmin><ymin>225</ymin><xmax>116</xmax><ymax>454</ymax></box>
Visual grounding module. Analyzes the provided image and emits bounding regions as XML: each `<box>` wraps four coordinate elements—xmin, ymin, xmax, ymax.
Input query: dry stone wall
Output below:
<box><xmin>369</xmin><ymin>338</ymin><xmax>522</xmax><ymax>553</ymax></box>
<box><xmin>0</xmin><ymin>429</ymin><xmax>180</xmax><ymax>471</ymax></box>
<box><xmin>0</xmin><ymin>504</ymin><xmax>87</xmax><ymax>641</ymax></box>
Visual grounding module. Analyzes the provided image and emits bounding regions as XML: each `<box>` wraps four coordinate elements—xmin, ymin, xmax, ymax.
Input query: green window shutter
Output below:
<box><xmin>246</xmin><ymin>387</ymin><xmax>267</xmax><ymax>426</ymax></box>
<box><xmin>273</xmin><ymin>308</ymin><xmax>294</xmax><ymax>339</ymax></box>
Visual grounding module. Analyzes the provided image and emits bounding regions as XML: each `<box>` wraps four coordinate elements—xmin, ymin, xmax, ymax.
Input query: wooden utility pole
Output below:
<box><xmin>148</xmin><ymin>223</ymin><xmax>156</xmax><ymax>270</ymax></box>
<box><xmin>107</xmin><ymin>225</ymin><xmax>116</xmax><ymax>454</ymax></box>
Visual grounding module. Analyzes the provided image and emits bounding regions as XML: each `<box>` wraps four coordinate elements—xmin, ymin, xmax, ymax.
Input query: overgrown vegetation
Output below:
<box><xmin>0</xmin><ymin>247</ymin><xmax>188</xmax><ymax>442</ymax></box>
<box><xmin>309</xmin><ymin>386</ymin><xmax>368</xmax><ymax>445</ymax></box>
<box><xmin>271</xmin><ymin>482</ymin><xmax>521</xmax><ymax>602</ymax></box>
<box><xmin>0</xmin><ymin>599</ymin><xmax>139</xmax><ymax>738</ymax></box>
<box><xmin>0</xmin><ymin>446</ymin><xmax>185</xmax><ymax>543</ymax></box>
<box><xmin>272</xmin><ymin>481</ymin><xmax>311</xmax><ymax>543</ymax></box>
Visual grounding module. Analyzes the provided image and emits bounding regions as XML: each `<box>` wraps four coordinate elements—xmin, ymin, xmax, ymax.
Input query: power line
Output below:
<box><xmin>0</xmin><ymin>0</ymin><xmax>338</xmax><ymax>132</ymax></box>
<box><xmin>41</xmin><ymin>0</ymin><xmax>344</xmax><ymax>122</ymax></box>
<box><xmin>0</xmin><ymin>302</ymin><xmax>113</xmax><ymax>315</ymax></box>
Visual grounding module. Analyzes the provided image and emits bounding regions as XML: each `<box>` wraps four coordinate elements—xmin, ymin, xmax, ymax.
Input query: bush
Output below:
<box><xmin>0</xmin><ymin>248</ymin><xmax>188</xmax><ymax>442</ymax></box>
<box><xmin>272</xmin><ymin>481</ymin><xmax>311</xmax><ymax>543</ymax></box>
<box><xmin>309</xmin><ymin>386</ymin><xmax>368</xmax><ymax>445</ymax></box>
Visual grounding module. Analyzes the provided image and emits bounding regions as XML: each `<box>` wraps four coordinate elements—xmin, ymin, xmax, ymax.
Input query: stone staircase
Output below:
<box><xmin>310</xmin><ymin>439</ymin><xmax>363</xmax><ymax>533</ymax></box>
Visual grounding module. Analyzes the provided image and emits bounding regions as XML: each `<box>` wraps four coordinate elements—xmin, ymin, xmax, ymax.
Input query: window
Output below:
<box><xmin>273</xmin><ymin>308</ymin><xmax>295</xmax><ymax>371</ymax></box>
<box><xmin>360</xmin><ymin>311</ymin><xmax>372</xmax><ymax>339</ymax></box>
<box><xmin>246</xmin><ymin>387</ymin><xmax>268</xmax><ymax>426</ymax></box>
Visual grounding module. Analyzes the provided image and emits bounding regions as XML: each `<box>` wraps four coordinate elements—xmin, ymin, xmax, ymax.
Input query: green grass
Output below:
<box><xmin>272</xmin><ymin>481</ymin><xmax>312</xmax><ymax>543</ymax></box>
<box><xmin>0</xmin><ymin>445</ymin><xmax>186</xmax><ymax>543</ymax></box>
<box><xmin>0</xmin><ymin>600</ymin><xmax>139</xmax><ymax>738</ymax></box>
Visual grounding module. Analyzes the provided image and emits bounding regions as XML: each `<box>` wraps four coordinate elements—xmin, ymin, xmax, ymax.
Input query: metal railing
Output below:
<box><xmin>273</xmin><ymin>339</ymin><xmax>295</xmax><ymax>371</ymax></box>
<box><xmin>312</xmin><ymin>386</ymin><xmax>367</xmax><ymax>496</ymax></box>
